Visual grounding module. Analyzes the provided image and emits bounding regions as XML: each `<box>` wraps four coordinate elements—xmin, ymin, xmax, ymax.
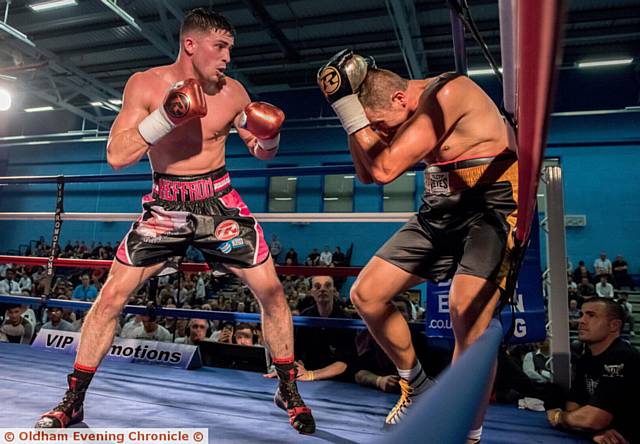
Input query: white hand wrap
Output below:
<box><xmin>257</xmin><ymin>133</ymin><xmax>280</xmax><ymax>151</ymax></box>
<box><xmin>137</xmin><ymin>107</ymin><xmax>175</xmax><ymax>145</ymax></box>
<box><xmin>331</xmin><ymin>94</ymin><xmax>370</xmax><ymax>135</ymax></box>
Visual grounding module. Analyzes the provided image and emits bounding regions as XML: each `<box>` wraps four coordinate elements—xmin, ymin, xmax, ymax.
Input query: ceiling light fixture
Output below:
<box><xmin>24</xmin><ymin>106</ymin><xmax>54</xmax><ymax>112</ymax></box>
<box><xmin>467</xmin><ymin>68</ymin><xmax>503</xmax><ymax>76</ymax></box>
<box><xmin>577</xmin><ymin>58</ymin><xmax>633</xmax><ymax>68</ymax></box>
<box><xmin>29</xmin><ymin>0</ymin><xmax>77</xmax><ymax>12</ymax></box>
<box><xmin>0</xmin><ymin>21</ymin><xmax>36</xmax><ymax>47</ymax></box>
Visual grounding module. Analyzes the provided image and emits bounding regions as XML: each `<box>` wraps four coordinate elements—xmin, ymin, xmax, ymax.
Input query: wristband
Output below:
<box><xmin>257</xmin><ymin>133</ymin><xmax>280</xmax><ymax>151</ymax></box>
<box><xmin>307</xmin><ymin>370</ymin><xmax>315</xmax><ymax>381</ymax></box>
<box><xmin>138</xmin><ymin>107</ymin><xmax>175</xmax><ymax>145</ymax></box>
<box><xmin>331</xmin><ymin>94</ymin><xmax>370</xmax><ymax>135</ymax></box>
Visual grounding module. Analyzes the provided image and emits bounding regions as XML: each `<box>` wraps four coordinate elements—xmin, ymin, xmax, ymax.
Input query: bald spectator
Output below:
<box><xmin>593</xmin><ymin>252</ymin><xmax>612</xmax><ymax>280</ymax></box>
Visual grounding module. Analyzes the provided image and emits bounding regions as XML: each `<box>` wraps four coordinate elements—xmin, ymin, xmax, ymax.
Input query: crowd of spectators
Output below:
<box><xmin>2</xmin><ymin>240</ymin><xmax>640</xmax><ymax>442</ymax></box>
<box><xmin>566</xmin><ymin>251</ymin><xmax>636</xmax><ymax>338</ymax></box>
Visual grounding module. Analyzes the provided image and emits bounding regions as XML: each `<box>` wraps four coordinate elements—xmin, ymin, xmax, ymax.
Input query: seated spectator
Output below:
<box><xmin>522</xmin><ymin>339</ymin><xmax>552</xmax><ymax>384</ymax></box>
<box><xmin>0</xmin><ymin>269</ymin><xmax>21</xmax><ymax>295</ymax></box>
<box><xmin>305</xmin><ymin>249</ymin><xmax>320</xmax><ymax>266</ymax></box>
<box><xmin>617</xmin><ymin>292</ymin><xmax>635</xmax><ymax>337</ymax></box>
<box><xmin>578</xmin><ymin>277</ymin><xmax>595</xmax><ymax>299</ymax></box>
<box><xmin>212</xmin><ymin>321</ymin><xmax>235</xmax><ymax>343</ymax></box>
<box><xmin>332</xmin><ymin>246</ymin><xmax>346</xmax><ymax>267</ymax></box>
<box><xmin>120</xmin><ymin>315</ymin><xmax>143</xmax><ymax>339</ymax></box>
<box><xmin>291</xmin><ymin>276</ymin><xmax>356</xmax><ymax>382</ymax></box>
<box><xmin>17</xmin><ymin>268</ymin><xmax>32</xmax><ymax>293</ymax></box>
<box><xmin>284</xmin><ymin>248</ymin><xmax>298</xmax><ymax>265</ymax></box>
<box><xmin>567</xmin><ymin>275</ymin><xmax>579</xmax><ymax>302</ymax></box>
<box><xmin>178</xmin><ymin>280</ymin><xmax>195</xmax><ymax>306</ymax></box>
<box><xmin>573</xmin><ymin>261</ymin><xmax>592</xmax><ymax>285</ymax></box>
<box><xmin>175</xmin><ymin>319</ymin><xmax>210</xmax><ymax>345</ymax></box>
<box><xmin>355</xmin><ymin>294</ymin><xmax>431</xmax><ymax>393</ymax></box>
<box><xmin>319</xmin><ymin>246</ymin><xmax>333</xmax><ymax>266</ymax></box>
<box><xmin>0</xmin><ymin>262</ymin><xmax>14</xmax><ymax>278</ymax></box>
<box><xmin>195</xmin><ymin>273</ymin><xmax>206</xmax><ymax>305</ymax></box>
<box><xmin>546</xmin><ymin>297</ymin><xmax>640</xmax><ymax>443</ymax></box>
<box><xmin>612</xmin><ymin>255</ymin><xmax>635</xmax><ymax>290</ymax></box>
<box><xmin>71</xmin><ymin>274</ymin><xmax>98</xmax><ymax>302</ymax></box>
<box><xmin>281</xmin><ymin>274</ymin><xmax>298</xmax><ymax>295</ymax></box>
<box><xmin>127</xmin><ymin>315</ymin><xmax>172</xmax><ymax>342</ymax></box>
<box><xmin>0</xmin><ymin>304</ymin><xmax>34</xmax><ymax>344</ymax></box>
<box><xmin>269</xmin><ymin>234</ymin><xmax>282</xmax><ymax>263</ymax></box>
<box><xmin>595</xmin><ymin>275</ymin><xmax>614</xmax><ymax>299</ymax></box>
<box><xmin>569</xmin><ymin>299</ymin><xmax>581</xmax><ymax>330</ymax></box>
<box><xmin>234</xmin><ymin>322</ymin><xmax>258</xmax><ymax>346</ymax></box>
<box><xmin>41</xmin><ymin>307</ymin><xmax>76</xmax><ymax>332</ymax></box>
<box><xmin>593</xmin><ymin>251</ymin><xmax>612</xmax><ymax>280</ymax></box>
<box><xmin>173</xmin><ymin>318</ymin><xmax>188</xmax><ymax>341</ymax></box>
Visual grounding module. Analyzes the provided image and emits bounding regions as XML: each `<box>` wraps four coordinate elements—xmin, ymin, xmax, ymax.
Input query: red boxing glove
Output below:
<box><xmin>162</xmin><ymin>78</ymin><xmax>207</xmax><ymax>125</ymax></box>
<box><xmin>138</xmin><ymin>78</ymin><xmax>207</xmax><ymax>144</ymax></box>
<box><xmin>240</xmin><ymin>101</ymin><xmax>284</xmax><ymax>150</ymax></box>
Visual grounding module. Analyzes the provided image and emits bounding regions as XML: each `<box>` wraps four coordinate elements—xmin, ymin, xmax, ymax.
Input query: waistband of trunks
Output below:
<box><xmin>151</xmin><ymin>167</ymin><xmax>231</xmax><ymax>202</ymax></box>
<box><xmin>424</xmin><ymin>153</ymin><xmax>518</xmax><ymax>195</ymax></box>
<box><xmin>427</xmin><ymin>151</ymin><xmax>517</xmax><ymax>173</ymax></box>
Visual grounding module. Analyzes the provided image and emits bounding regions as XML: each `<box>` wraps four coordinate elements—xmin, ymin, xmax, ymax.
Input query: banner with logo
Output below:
<box><xmin>426</xmin><ymin>219</ymin><xmax>546</xmax><ymax>344</ymax></box>
<box><xmin>32</xmin><ymin>329</ymin><xmax>201</xmax><ymax>369</ymax></box>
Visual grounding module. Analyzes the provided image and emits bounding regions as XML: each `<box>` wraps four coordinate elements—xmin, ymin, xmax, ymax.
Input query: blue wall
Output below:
<box><xmin>0</xmin><ymin>112</ymin><xmax>638</xmax><ymax>274</ymax></box>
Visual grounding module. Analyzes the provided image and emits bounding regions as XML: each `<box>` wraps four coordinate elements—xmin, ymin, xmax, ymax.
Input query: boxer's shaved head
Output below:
<box><xmin>359</xmin><ymin>68</ymin><xmax>408</xmax><ymax>111</ymax></box>
<box><xmin>180</xmin><ymin>8</ymin><xmax>235</xmax><ymax>40</ymax></box>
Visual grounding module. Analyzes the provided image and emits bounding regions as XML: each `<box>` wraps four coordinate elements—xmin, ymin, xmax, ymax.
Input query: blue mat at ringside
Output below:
<box><xmin>0</xmin><ymin>343</ymin><xmax>589</xmax><ymax>443</ymax></box>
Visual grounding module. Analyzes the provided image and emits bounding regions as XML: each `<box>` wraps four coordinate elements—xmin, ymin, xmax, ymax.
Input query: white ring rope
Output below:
<box><xmin>0</xmin><ymin>212</ymin><xmax>415</xmax><ymax>223</ymax></box>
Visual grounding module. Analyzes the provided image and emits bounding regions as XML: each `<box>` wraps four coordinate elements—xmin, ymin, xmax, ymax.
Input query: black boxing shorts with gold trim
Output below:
<box><xmin>116</xmin><ymin>167</ymin><xmax>270</xmax><ymax>274</ymax></box>
<box><xmin>375</xmin><ymin>151</ymin><xmax>518</xmax><ymax>291</ymax></box>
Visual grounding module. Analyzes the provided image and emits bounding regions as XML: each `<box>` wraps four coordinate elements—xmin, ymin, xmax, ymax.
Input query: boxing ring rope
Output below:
<box><xmin>0</xmin><ymin>212</ymin><xmax>415</xmax><ymax>223</ymax></box>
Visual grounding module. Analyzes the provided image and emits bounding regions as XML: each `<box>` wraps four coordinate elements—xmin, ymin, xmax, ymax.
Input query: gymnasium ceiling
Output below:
<box><xmin>0</xmin><ymin>0</ymin><xmax>639</xmax><ymax>138</ymax></box>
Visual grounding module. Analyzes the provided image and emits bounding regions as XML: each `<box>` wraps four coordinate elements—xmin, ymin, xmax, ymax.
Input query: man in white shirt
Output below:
<box><xmin>0</xmin><ymin>269</ymin><xmax>21</xmax><ymax>295</ymax></box>
<box><xmin>593</xmin><ymin>251</ymin><xmax>612</xmax><ymax>278</ymax></box>
<box><xmin>522</xmin><ymin>339</ymin><xmax>551</xmax><ymax>384</ymax></box>
<box><xmin>595</xmin><ymin>275</ymin><xmax>614</xmax><ymax>298</ymax></box>
<box><xmin>319</xmin><ymin>246</ymin><xmax>333</xmax><ymax>266</ymax></box>
<box><xmin>17</xmin><ymin>269</ymin><xmax>32</xmax><ymax>293</ymax></box>
<box><xmin>128</xmin><ymin>315</ymin><xmax>172</xmax><ymax>342</ymax></box>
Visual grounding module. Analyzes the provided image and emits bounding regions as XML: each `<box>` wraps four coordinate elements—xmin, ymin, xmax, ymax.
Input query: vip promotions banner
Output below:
<box><xmin>426</xmin><ymin>219</ymin><xmax>546</xmax><ymax>344</ymax></box>
<box><xmin>32</xmin><ymin>329</ymin><xmax>200</xmax><ymax>369</ymax></box>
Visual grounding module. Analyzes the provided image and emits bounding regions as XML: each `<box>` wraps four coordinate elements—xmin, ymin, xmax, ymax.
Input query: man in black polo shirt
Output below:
<box><xmin>293</xmin><ymin>275</ymin><xmax>356</xmax><ymax>382</ymax></box>
<box><xmin>547</xmin><ymin>297</ymin><xmax>640</xmax><ymax>443</ymax></box>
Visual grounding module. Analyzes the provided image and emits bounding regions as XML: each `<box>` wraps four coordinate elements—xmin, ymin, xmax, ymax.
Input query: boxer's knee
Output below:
<box><xmin>350</xmin><ymin>279</ymin><xmax>385</xmax><ymax>314</ymax></box>
<box><xmin>89</xmin><ymin>283</ymin><xmax>128</xmax><ymax>321</ymax></box>
<box><xmin>254</xmin><ymin>279</ymin><xmax>286</xmax><ymax>309</ymax></box>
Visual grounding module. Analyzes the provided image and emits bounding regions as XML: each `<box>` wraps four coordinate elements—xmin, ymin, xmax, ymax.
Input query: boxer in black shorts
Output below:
<box><xmin>116</xmin><ymin>168</ymin><xmax>270</xmax><ymax>272</ymax></box>
<box><xmin>319</xmin><ymin>50</ymin><xmax>516</xmax><ymax>443</ymax></box>
<box><xmin>36</xmin><ymin>9</ymin><xmax>314</xmax><ymax>434</ymax></box>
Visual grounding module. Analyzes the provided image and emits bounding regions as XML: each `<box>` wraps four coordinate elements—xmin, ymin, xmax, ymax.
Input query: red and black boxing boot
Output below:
<box><xmin>272</xmin><ymin>356</ymin><xmax>316</xmax><ymax>434</ymax></box>
<box><xmin>35</xmin><ymin>364</ymin><xmax>96</xmax><ymax>428</ymax></box>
